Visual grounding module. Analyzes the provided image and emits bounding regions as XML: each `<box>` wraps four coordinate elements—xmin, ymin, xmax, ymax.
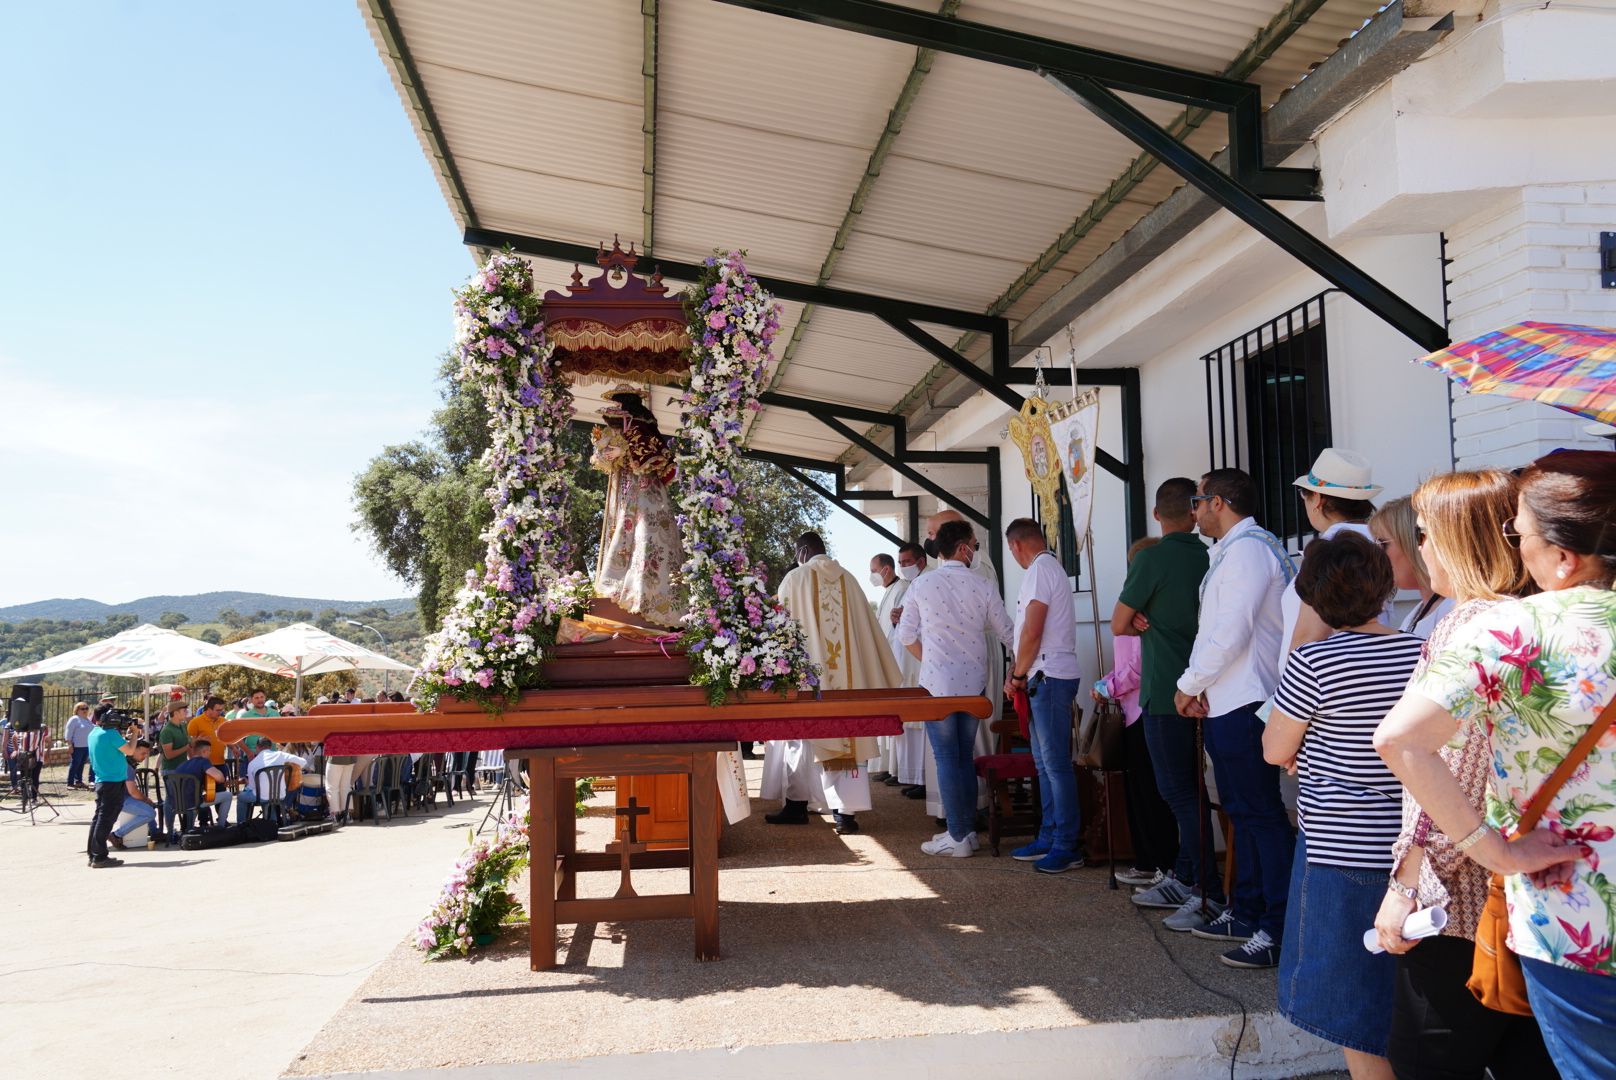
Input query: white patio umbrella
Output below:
<box><xmin>0</xmin><ymin>624</ymin><xmax>280</xmax><ymax>725</ymax></box>
<box><xmin>222</xmin><ymin>622</ymin><xmax>413</xmax><ymax>711</ymax></box>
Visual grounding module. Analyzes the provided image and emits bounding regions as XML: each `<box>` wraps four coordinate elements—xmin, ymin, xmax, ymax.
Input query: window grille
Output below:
<box><xmin>1203</xmin><ymin>292</ymin><xmax>1334</xmax><ymax>552</ymax></box>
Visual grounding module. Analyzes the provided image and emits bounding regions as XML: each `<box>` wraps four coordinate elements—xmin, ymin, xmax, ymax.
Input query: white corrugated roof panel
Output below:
<box><xmin>361</xmin><ymin>0</ymin><xmax>1394</xmax><ymax>463</ymax></box>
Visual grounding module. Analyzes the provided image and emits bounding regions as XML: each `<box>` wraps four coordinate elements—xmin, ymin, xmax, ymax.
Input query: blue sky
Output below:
<box><xmin>0</xmin><ymin>3</ymin><xmax>877</xmax><ymax>608</ymax></box>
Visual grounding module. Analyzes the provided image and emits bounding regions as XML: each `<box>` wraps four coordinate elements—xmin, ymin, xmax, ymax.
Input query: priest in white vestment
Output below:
<box><xmin>761</xmin><ymin>532</ymin><xmax>902</xmax><ymax>834</ymax></box>
<box><xmin>922</xmin><ymin>510</ymin><xmax>1003</xmax><ymax>821</ymax></box>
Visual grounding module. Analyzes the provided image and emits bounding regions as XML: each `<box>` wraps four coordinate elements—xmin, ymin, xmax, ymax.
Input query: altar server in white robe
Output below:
<box><xmin>867</xmin><ymin>551</ymin><xmax>909</xmax><ymax>778</ymax></box>
<box><xmin>762</xmin><ymin>531</ymin><xmax>902</xmax><ymax>835</ymax></box>
<box><xmin>922</xmin><ymin>509</ymin><xmax>1003</xmax><ymax>820</ymax></box>
<box><xmin>890</xmin><ymin>542</ymin><xmax>929</xmax><ymax>787</ymax></box>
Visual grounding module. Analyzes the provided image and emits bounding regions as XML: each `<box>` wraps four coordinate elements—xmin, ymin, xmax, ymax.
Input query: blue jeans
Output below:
<box><xmin>926</xmin><ymin>711</ymin><xmax>979</xmax><ymax>841</ymax></box>
<box><xmin>114</xmin><ymin>797</ymin><xmax>157</xmax><ymax>838</ymax></box>
<box><xmin>1523</xmin><ymin>955</ymin><xmax>1616</xmax><ymax>1079</ymax></box>
<box><xmin>67</xmin><ymin>746</ymin><xmax>90</xmax><ymax>786</ymax></box>
<box><xmin>1202</xmin><ymin>701</ymin><xmax>1294</xmax><ymax>939</ymax></box>
<box><xmin>1027</xmin><ymin>675</ymin><xmax>1081</xmax><ymax>852</ymax></box>
<box><xmin>1143</xmin><ymin>712</ymin><xmax>1223</xmax><ymax>900</ymax></box>
<box><xmin>236</xmin><ymin>789</ymin><xmax>284</xmax><ymax>824</ymax></box>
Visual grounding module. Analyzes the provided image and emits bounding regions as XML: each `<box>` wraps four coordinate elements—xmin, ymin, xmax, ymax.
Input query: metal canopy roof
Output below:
<box><xmin>361</xmin><ymin>0</ymin><xmax>1387</xmax><ymax>465</ymax></box>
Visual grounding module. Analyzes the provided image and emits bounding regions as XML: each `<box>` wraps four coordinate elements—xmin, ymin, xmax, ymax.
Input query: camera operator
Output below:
<box><xmin>87</xmin><ymin>708</ymin><xmax>137</xmax><ymax>868</ymax></box>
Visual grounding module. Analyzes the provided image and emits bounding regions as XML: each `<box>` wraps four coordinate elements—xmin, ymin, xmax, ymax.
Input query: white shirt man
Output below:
<box><xmin>1172</xmin><ymin>470</ymin><xmax>1296</xmax><ymax>970</ymax></box>
<box><xmin>897</xmin><ymin>521</ymin><xmax>1013</xmax><ymax>855</ymax></box>
<box><xmin>238</xmin><ymin>743</ymin><xmax>309</xmax><ymax>824</ymax></box>
<box><xmin>1176</xmin><ymin>514</ymin><xmax>1293</xmax><ymax>718</ymax></box>
<box><xmin>1006</xmin><ymin>521</ymin><xmax>1084</xmax><ymax>870</ymax></box>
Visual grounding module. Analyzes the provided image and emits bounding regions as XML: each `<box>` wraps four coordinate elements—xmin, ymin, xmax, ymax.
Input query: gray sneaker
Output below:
<box><xmin>1163</xmin><ymin>893</ymin><xmax>1227</xmax><ymax>933</ymax></box>
<box><xmin>1131</xmin><ymin>874</ymin><xmax>1192</xmax><ymax>909</ymax></box>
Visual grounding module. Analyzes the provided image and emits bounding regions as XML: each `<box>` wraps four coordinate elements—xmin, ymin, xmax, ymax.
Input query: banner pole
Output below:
<box><xmin>1083</xmin><ymin>528</ymin><xmax>1106</xmax><ymax>676</ymax></box>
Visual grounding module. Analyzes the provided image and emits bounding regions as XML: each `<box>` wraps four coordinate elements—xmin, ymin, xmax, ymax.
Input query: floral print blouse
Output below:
<box><xmin>1412</xmin><ymin>585</ymin><xmax>1616</xmax><ymax>976</ymax></box>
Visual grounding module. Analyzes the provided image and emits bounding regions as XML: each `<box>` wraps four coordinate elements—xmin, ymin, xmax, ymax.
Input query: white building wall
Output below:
<box><xmin>1443</xmin><ymin>184</ymin><xmax>1616</xmax><ymax>469</ymax></box>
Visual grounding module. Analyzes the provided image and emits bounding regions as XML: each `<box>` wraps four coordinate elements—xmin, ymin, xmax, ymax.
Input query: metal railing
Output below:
<box><xmin>24</xmin><ymin>688</ymin><xmax>207</xmax><ymax>747</ymax></box>
<box><xmin>1203</xmin><ymin>291</ymin><xmax>1335</xmax><ymax>553</ymax></box>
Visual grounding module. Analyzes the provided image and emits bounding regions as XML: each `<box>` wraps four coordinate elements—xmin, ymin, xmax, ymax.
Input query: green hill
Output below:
<box><xmin>0</xmin><ymin>591</ymin><xmax>414</xmax><ymax>625</ymax></box>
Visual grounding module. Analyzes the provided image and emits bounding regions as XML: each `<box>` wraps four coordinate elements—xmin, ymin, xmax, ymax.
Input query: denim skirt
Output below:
<box><xmin>1277</xmin><ymin>832</ymin><xmax>1398</xmax><ymax>1055</ymax></box>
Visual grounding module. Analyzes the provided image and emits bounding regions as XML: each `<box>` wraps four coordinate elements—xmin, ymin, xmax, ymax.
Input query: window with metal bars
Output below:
<box><xmin>1203</xmin><ymin>292</ymin><xmax>1334</xmax><ymax>552</ymax></box>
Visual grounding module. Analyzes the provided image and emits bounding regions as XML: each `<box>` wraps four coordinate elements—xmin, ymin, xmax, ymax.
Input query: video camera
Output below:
<box><xmin>99</xmin><ymin>707</ymin><xmax>138</xmax><ymax>728</ymax></box>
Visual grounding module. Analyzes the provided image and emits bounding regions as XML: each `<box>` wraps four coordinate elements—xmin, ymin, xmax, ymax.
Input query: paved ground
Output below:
<box><xmin>288</xmin><ymin>769</ymin><xmax>1323</xmax><ymax>1079</ymax></box>
<box><xmin>0</xmin><ymin>777</ymin><xmax>489</xmax><ymax>1080</ymax></box>
<box><xmin>5</xmin><ymin>763</ymin><xmax>1336</xmax><ymax>1079</ymax></box>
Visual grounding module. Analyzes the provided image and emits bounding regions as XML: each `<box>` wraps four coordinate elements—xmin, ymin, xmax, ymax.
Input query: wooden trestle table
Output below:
<box><xmin>218</xmin><ymin>685</ymin><xmax>993</xmax><ymax>969</ymax></box>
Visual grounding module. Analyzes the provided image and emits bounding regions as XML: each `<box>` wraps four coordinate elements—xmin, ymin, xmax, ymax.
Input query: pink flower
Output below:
<box><xmin>1473</xmin><ymin>662</ymin><xmax>1504</xmax><ymax>706</ymax></box>
<box><xmin>738</xmin><ymin>655</ymin><xmax>757</xmax><ymax>675</ymax></box>
<box><xmin>707</xmin><ymin>311</ymin><xmax>727</xmax><ymax>329</ymax></box>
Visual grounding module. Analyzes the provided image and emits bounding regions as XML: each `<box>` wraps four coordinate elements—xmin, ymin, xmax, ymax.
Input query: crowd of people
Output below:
<box><xmin>73</xmin><ymin>684</ymin><xmax>474</xmax><ymax>867</ymax></box>
<box><xmin>761</xmin><ymin>447</ymin><xmax>1614</xmax><ymax>1080</ymax></box>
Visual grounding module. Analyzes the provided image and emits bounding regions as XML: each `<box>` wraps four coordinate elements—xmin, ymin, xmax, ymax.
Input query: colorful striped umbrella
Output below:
<box><xmin>1418</xmin><ymin>321</ymin><xmax>1616</xmax><ymax>425</ymax></box>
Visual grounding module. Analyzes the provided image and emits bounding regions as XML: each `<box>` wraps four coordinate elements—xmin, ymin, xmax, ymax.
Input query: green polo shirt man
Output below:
<box><xmin>1109</xmin><ymin>476</ymin><xmax>1225</xmax><ymax>913</ymax></box>
<box><xmin>1112</xmin><ymin>478</ymin><xmax>1210</xmax><ymax>717</ymax></box>
<box><xmin>158</xmin><ymin>710</ymin><xmax>191</xmax><ymax>772</ymax></box>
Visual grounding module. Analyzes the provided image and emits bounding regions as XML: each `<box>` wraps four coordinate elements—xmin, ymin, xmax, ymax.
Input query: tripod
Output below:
<box><xmin>477</xmin><ymin>758</ymin><xmax>525</xmax><ymax>835</ymax></box>
<box><xmin>1</xmin><ymin>752</ymin><xmax>61</xmax><ymax>824</ymax></box>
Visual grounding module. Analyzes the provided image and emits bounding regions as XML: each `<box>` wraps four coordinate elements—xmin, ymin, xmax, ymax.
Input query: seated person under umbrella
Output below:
<box><xmin>236</xmin><ymin>740</ymin><xmax>309</xmax><ymax>824</ymax></box>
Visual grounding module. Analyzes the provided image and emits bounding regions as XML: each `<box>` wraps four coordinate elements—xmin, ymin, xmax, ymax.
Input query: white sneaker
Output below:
<box><xmin>932</xmin><ymin>830</ymin><xmax>981</xmax><ymax>851</ymax></box>
<box><xmin>921</xmin><ymin>832</ymin><xmax>976</xmax><ymax>858</ymax></box>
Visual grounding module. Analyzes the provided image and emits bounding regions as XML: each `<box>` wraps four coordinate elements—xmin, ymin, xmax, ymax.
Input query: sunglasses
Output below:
<box><xmin>1189</xmin><ymin>494</ymin><xmax>1217</xmax><ymax>507</ymax></box>
<box><xmin>1500</xmin><ymin>518</ymin><xmax>1535</xmax><ymax>548</ymax></box>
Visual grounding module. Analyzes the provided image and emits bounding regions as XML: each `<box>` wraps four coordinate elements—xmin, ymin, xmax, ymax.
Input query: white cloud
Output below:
<box><xmin>0</xmin><ymin>355</ymin><xmax>425</xmax><ymax>607</ymax></box>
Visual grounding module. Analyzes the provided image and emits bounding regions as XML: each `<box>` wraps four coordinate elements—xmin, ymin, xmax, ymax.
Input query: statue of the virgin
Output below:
<box><xmin>590</xmin><ymin>385</ymin><xmax>684</xmax><ymax>628</ymax></box>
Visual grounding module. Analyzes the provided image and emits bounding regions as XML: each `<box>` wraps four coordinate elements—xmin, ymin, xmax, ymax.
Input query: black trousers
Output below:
<box><xmin>1121</xmin><ymin>719</ymin><xmax>1179</xmax><ymax>874</ymax></box>
<box><xmin>88</xmin><ymin>780</ymin><xmax>124</xmax><ymax>861</ymax></box>
<box><xmin>1387</xmin><ymin>934</ymin><xmax>1558</xmax><ymax>1079</ymax></box>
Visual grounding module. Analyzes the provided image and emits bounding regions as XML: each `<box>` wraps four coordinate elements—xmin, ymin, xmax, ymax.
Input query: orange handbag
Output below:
<box><xmin>1468</xmin><ymin>693</ymin><xmax>1616</xmax><ymax>1015</ymax></box>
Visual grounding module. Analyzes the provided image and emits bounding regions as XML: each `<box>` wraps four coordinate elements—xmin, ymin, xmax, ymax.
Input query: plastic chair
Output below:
<box><xmin>347</xmin><ymin>758</ymin><xmax>385</xmax><ymax>826</ymax></box>
<box><xmin>411</xmin><ymin>753</ymin><xmax>453</xmax><ymax>810</ymax></box>
<box><xmin>163</xmin><ymin>772</ymin><xmax>203</xmax><ymax>840</ymax></box>
<box><xmin>248</xmin><ymin>765</ymin><xmax>289</xmax><ymax>828</ymax></box>
<box><xmin>374</xmin><ymin>755</ymin><xmax>409</xmax><ymax>820</ymax></box>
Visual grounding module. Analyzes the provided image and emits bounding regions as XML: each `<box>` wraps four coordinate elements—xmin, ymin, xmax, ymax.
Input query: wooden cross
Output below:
<box><xmin>604</xmin><ymin>797</ymin><xmax>651</xmax><ymax>899</ymax></box>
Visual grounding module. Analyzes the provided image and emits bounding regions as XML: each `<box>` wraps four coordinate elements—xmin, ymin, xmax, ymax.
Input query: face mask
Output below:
<box><xmin>868</xmin><ymin>572</ymin><xmax>885</xmax><ymax>588</ymax></box>
<box><xmin>897</xmin><ymin>563</ymin><xmax>920</xmax><ymax>582</ymax></box>
<box><xmin>922</xmin><ymin>538</ymin><xmax>939</xmax><ymax>559</ymax></box>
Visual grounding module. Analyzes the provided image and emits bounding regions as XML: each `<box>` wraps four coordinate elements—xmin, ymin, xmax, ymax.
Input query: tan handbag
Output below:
<box><xmin>1467</xmin><ymin>693</ymin><xmax>1616</xmax><ymax>1015</ymax></box>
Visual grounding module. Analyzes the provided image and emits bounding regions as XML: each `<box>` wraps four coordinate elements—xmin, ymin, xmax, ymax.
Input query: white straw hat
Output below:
<box><xmin>1293</xmin><ymin>447</ymin><xmax>1381</xmax><ymax>500</ymax></box>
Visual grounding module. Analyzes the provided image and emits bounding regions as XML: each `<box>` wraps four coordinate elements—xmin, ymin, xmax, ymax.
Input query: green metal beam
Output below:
<box><xmin>846</xmin><ymin>0</ymin><xmax>1332</xmax><ymax>460</ymax></box>
<box><xmin>750</xmin><ymin>0</ymin><xmax>961</xmax><ymax>438</ymax></box>
<box><xmin>641</xmin><ymin>0</ymin><xmax>660</xmax><ymax>252</ymax></box>
<box><xmin>368</xmin><ymin>0</ymin><xmax>479</xmax><ymax>241</ymax></box>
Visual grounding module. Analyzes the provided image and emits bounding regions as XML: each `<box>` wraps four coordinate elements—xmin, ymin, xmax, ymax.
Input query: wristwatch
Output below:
<box><xmin>1387</xmin><ymin>877</ymin><xmax>1419</xmax><ymax>901</ymax></box>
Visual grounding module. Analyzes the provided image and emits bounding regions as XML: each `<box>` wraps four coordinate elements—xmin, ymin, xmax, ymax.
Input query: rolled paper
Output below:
<box><xmin>1363</xmin><ymin>906</ymin><xmax>1448</xmax><ymax>954</ymax></box>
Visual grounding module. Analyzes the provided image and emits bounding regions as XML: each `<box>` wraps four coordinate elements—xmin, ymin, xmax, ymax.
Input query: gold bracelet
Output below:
<box><xmin>1452</xmin><ymin>824</ymin><xmax>1491</xmax><ymax>853</ymax></box>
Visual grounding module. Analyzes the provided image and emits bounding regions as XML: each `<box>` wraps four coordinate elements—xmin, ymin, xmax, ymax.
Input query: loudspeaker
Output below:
<box><xmin>7</xmin><ymin>684</ymin><xmax>44</xmax><ymax>732</ymax></box>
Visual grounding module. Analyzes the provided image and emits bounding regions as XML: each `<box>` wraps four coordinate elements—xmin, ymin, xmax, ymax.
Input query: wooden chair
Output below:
<box><xmin>972</xmin><ymin>718</ymin><xmax>1040</xmax><ymax>856</ymax></box>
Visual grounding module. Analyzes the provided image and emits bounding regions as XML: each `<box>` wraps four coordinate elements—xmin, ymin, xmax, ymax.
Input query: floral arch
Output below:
<box><xmin>413</xmin><ymin>243</ymin><xmax>816</xmax><ymax>709</ymax></box>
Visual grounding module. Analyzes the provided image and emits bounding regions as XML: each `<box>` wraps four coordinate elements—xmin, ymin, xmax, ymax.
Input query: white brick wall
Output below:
<box><xmin>1445</xmin><ymin>185</ymin><xmax>1616</xmax><ymax>470</ymax></box>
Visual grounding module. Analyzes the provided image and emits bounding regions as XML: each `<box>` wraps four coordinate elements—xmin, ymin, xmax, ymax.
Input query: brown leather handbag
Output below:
<box><xmin>1468</xmin><ymin>693</ymin><xmax>1616</xmax><ymax>1015</ymax></box>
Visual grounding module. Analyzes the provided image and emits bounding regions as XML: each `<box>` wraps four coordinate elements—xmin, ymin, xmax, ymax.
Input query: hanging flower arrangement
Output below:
<box><xmin>674</xmin><ymin>253</ymin><xmax>817</xmax><ymax>704</ymax></box>
<box><xmin>413</xmin><ymin>253</ymin><xmax>592</xmax><ymax>711</ymax></box>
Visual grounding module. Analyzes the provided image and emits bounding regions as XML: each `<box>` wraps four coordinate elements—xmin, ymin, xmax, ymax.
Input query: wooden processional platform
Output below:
<box><xmin>219</xmin><ymin>681</ymin><xmax>992</xmax><ymax>970</ymax></box>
